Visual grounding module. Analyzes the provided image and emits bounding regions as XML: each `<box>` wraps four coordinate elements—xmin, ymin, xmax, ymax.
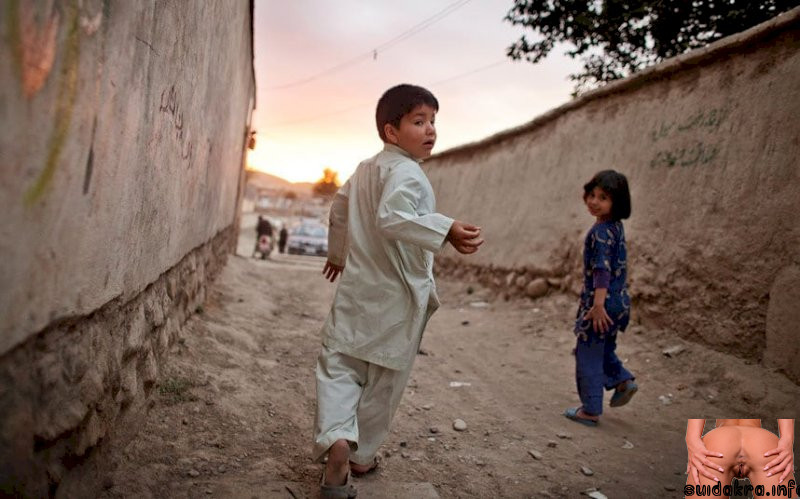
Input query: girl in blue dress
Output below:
<box><xmin>564</xmin><ymin>170</ymin><xmax>636</xmax><ymax>427</ymax></box>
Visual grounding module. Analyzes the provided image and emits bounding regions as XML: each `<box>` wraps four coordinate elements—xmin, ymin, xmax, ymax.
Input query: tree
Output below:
<box><xmin>505</xmin><ymin>1</ymin><xmax>800</xmax><ymax>94</ymax></box>
<box><xmin>312</xmin><ymin>168</ymin><xmax>340</xmax><ymax>198</ymax></box>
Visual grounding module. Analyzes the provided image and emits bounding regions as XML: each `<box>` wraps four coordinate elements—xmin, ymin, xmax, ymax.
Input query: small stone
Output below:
<box><xmin>658</xmin><ymin>395</ymin><xmax>673</xmax><ymax>406</ymax></box>
<box><xmin>469</xmin><ymin>301</ymin><xmax>489</xmax><ymax>308</ymax></box>
<box><xmin>580</xmin><ymin>465</ymin><xmax>594</xmax><ymax>476</ymax></box>
<box><xmin>205</xmin><ymin>489</ymin><xmax>212</xmax><ymax>495</ymax></box>
<box><xmin>401</xmin><ymin>452</ymin><xmax>410</xmax><ymax>459</ymax></box>
<box><xmin>182</xmin><ymin>418</ymin><xmax>188</xmax><ymax>425</ymax></box>
<box><xmin>556</xmin><ymin>431</ymin><xmax>572</xmax><ymax>439</ymax></box>
<box><xmin>505</xmin><ymin>272</ymin><xmax>516</xmax><ymax>287</ymax></box>
<box><xmin>453</xmin><ymin>419</ymin><xmax>467</xmax><ymax>431</ymax></box>
<box><xmin>188</xmin><ymin>469</ymin><xmax>200</xmax><ymax>477</ymax></box>
<box><xmin>422</xmin><ymin>404</ymin><xmax>433</xmax><ymax>410</ymax></box>
<box><xmin>430</xmin><ymin>426</ymin><xmax>440</xmax><ymax>434</ymax></box>
<box><xmin>428</xmin><ymin>437</ymin><xmax>436</xmax><ymax>442</ymax></box>
<box><xmin>528</xmin><ymin>450</ymin><xmax>543</xmax><ymax>460</ymax></box>
<box><xmin>622</xmin><ymin>440</ymin><xmax>634</xmax><ymax>449</ymax></box>
<box><xmin>547</xmin><ymin>440</ymin><xmax>558</xmax><ymax>448</ymax></box>
<box><xmin>525</xmin><ymin>278</ymin><xmax>548</xmax><ymax>298</ymax></box>
<box><xmin>662</xmin><ymin>345</ymin><xmax>685</xmax><ymax>357</ymax></box>
<box><xmin>585</xmin><ymin>490</ymin><xmax>607</xmax><ymax>499</ymax></box>
<box><xmin>217</xmin><ymin>465</ymin><xmax>226</xmax><ymax>473</ymax></box>
<box><xmin>664</xmin><ymin>485</ymin><xmax>677</xmax><ymax>491</ymax></box>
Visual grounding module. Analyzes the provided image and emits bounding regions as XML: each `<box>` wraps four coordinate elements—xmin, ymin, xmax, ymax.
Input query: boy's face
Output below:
<box><xmin>384</xmin><ymin>104</ymin><xmax>436</xmax><ymax>160</ymax></box>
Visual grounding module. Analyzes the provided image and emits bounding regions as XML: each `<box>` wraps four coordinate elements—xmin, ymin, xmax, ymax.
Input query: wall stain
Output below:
<box><xmin>83</xmin><ymin>117</ymin><xmax>97</xmax><ymax>195</ymax></box>
<box><xmin>24</xmin><ymin>0</ymin><xmax>80</xmax><ymax>205</ymax></box>
<box><xmin>7</xmin><ymin>0</ymin><xmax>60</xmax><ymax>98</ymax></box>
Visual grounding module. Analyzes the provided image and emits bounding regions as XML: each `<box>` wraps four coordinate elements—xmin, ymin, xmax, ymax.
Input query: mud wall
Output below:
<box><xmin>0</xmin><ymin>0</ymin><xmax>254</xmax><ymax>494</ymax></box>
<box><xmin>425</xmin><ymin>9</ymin><xmax>800</xmax><ymax>382</ymax></box>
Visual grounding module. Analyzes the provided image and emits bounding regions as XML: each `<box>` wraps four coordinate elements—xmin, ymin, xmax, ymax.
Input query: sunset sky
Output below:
<box><xmin>249</xmin><ymin>0</ymin><xmax>582</xmax><ymax>184</ymax></box>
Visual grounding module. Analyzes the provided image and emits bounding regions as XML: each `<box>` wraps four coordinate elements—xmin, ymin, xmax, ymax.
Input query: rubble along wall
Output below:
<box><xmin>424</xmin><ymin>9</ymin><xmax>800</xmax><ymax>382</ymax></box>
<box><xmin>0</xmin><ymin>1</ymin><xmax>254</xmax><ymax>494</ymax></box>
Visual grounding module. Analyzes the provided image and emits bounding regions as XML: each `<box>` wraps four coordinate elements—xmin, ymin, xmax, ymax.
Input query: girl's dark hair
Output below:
<box><xmin>583</xmin><ymin>170</ymin><xmax>631</xmax><ymax>220</ymax></box>
<box><xmin>375</xmin><ymin>84</ymin><xmax>439</xmax><ymax>141</ymax></box>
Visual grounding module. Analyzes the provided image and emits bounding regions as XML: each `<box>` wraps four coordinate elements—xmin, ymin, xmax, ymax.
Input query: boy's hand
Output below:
<box><xmin>323</xmin><ymin>261</ymin><xmax>344</xmax><ymax>282</ymax></box>
<box><xmin>447</xmin><ymin>221</ymin><xmax>484</xmax><ymax>255</ymax></box>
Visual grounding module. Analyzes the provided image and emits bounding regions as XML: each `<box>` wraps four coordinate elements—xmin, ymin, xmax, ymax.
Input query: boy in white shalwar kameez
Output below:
<box><xmin>315</xmin><ymin>84</ymin><xmax>484</xmax><ymax>498</ymax></box>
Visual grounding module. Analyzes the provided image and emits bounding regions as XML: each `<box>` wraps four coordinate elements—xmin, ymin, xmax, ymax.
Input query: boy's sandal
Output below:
<box><xmin>609</xmin><ymin>381</ymin><xmax>638</xmax><ymax>407</ymax></box>
<box><xmin>563</xmin><ymin>407</ymin><xmax>599</xmax><ymax>427</ymax></box>
<box><xmin>350</xmin><ymin>455</ymin><xmax>381</xmax><ymax>477</ymax></box>
<box><xmin>320</xmin><ymin>471</ymin><xmax>358</xmax><ymax>499</ymax></box>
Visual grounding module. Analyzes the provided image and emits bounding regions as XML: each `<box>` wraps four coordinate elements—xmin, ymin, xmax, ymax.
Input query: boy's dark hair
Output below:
<box><xmin>375</xmin><ymin>84</ymin><xmax>439</xmax><ymax>142</ymax></box>
<box><xmin>583</xmin><ymin>170</ymin><xmax>631</xmax><ymax>220</ymax></box>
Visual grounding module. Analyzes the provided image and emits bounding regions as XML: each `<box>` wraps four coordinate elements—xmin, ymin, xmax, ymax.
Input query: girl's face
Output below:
<box><xmin>585</xmin><ymin>186</ymin><xmax>613</xmax><ymax>221</ymax></box>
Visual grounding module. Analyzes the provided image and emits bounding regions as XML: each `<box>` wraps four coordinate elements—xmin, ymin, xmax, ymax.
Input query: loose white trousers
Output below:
<box><xmin>313</xmin><ymin>345</ymin><xmax>414</xmax><ymax>465</ymax></box>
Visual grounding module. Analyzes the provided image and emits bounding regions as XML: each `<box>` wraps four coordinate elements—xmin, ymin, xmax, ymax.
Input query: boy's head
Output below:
<box><xmin>376</xmin><ymin>84</ymin><xmax>439</xmax><ymax>159</ymax></box>
<box><xmin>583</xmin><ymin>170</ymin><xmax>631</xmax><ymax>220</ymax></box>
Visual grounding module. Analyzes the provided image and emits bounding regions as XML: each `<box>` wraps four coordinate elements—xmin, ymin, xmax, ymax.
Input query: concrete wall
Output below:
<box><xmin>425</xmin><ymin>9</ymin><xmax>800</xmax><ymax>381</ymax></box>
<box><xmin>0</xmin><ymin>0</ymin><xmax>254</xmax><ymax>494</ymax></box>
<box><xmin>0</xmin><ymin>0</ymin><xmax>253</xmax><ymax>356</ymax></box>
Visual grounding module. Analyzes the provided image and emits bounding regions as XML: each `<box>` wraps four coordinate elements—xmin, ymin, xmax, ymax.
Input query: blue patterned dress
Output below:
<box><xmin>574</xmin><ymin>220</ymin><xmax>631</xmax><ymax>340</ymax></box>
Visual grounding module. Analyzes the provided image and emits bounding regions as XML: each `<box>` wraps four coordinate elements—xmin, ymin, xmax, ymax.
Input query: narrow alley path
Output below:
<box><xmin>100</xmin><ymin>227</ymin><xmax>800</xmax><ymax>498</ymax></box>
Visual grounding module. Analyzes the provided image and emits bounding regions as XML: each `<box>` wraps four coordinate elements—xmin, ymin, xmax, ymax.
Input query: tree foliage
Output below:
<box><xmin>505</xmin><ymin>1</ymin><xmax>800</xmax><ymax>93</ymax></box>
<box><xmin>312</xmin><ymin>168</ymin><xmax>341</xmax><ymax>198</ymax></box>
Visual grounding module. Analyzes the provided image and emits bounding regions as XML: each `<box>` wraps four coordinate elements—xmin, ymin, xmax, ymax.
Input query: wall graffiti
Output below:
<box><xmin>159</xmin><ymin>84</ymin><xmax>193</xmax><ymax>165</ymax></box>
<box><xmin>23</xmin><ymin>1</ymin><xmax>80</xmax><ymax>206</ymax></box>
<box><xmin>649</xmin><ymin>106</ymin><xmax>730</xmax><ymax>168</ymax></box>
<box><xmin>649</xmin><ymin>141</ymin><xmax>720</xmax><ymax>168</ymax></box>
<box><xmin>650</xmin><ymin>107</ymin><xmax>731</xmax><ymax>142</ymax></box>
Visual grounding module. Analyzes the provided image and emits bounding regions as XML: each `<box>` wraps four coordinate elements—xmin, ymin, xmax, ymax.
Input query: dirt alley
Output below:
<box><xmin>100</xmin><ymin>229</ymin><xmax>800</xmax><ymax>498</ymax></box>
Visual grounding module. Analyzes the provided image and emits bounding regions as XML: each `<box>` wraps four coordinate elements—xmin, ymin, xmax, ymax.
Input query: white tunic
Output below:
<box><xmin>321</xmin><ymin>144</ymin><xmax>454</xmax><ymax>370</ymax></box>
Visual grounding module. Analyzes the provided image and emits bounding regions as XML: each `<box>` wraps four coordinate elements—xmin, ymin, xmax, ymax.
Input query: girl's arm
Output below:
<box><xmin>764</xmin><ymin>419</ymin><xmax>794</xmax><ymax>483</ymax></box>
<box><xmin>686</xmin><ymin>419</ymin><xmax>724</xmax><ymax>484</ymax></box>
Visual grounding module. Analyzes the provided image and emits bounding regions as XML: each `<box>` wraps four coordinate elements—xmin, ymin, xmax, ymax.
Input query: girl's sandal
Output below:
<box><xmin>563</xmin><ymin>407</ymin><xmax>599</xmax><ymax>427</ymax></box>
<box><xmin>320</xmin><ymin>471</ymin><xmax>358</xmax><ymax>499</ymax></box>
<box><xmin>609</xmin><ymin>381</ymin><xmax>638</xmax><ymax>407</ymax></box>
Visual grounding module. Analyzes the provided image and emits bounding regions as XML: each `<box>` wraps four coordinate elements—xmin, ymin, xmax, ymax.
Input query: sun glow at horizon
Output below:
<box><xmin>246</xmin><ymin>133</ymin><xmax>372</xmax><ymax>184</ymax></box>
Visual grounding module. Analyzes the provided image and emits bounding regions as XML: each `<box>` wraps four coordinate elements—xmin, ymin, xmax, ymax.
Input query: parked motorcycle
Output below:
<box><xmin>254</xmin><ymin>234</ymin><xmax>273</xmax><ymax>259</ymax></box>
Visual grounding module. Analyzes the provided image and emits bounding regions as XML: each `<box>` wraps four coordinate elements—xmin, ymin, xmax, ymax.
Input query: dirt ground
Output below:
<box><xmin>99</xmin><ymin>222</ymin><xmax>800</xmax><ymax>498</ymax></box>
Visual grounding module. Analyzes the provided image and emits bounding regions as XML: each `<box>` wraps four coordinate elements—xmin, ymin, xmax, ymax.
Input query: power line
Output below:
<box><xmin>267</xmin><ymin>0</ymin><xmax>473</xmax><ymax>90</ymax></box>
<box><xmin>263</xmin><ymin>58</ymin><xmax>510</xmax><ymax>129</ymax></box>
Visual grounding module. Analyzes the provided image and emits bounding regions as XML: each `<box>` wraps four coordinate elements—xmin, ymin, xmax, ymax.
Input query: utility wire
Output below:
<box><xmin>263</xmin><ymin>58</ymin><xmax>509</xmax><ymax>129</ymax></box>
<box><xmin>267</xmin><ymin>0</ymin><xmax>473</xmax><ymax>90</ymax></box>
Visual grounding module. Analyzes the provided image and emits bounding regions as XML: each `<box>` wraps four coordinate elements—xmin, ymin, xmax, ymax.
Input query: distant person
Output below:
<box><xmin>564</xmin><ymin>170</ymin><xmax>636</xmax><ymax>426</ymax></box>
<box><xmin>253</xmin><ymin>216</ymin><xmax>273</xmax><ymax>256</ymax></box>
<box><xmin>314</xmin><ymin>84</ymin><xmax>484</xmax><ymax>498</ymax></box>
<box><xmin>278</xmin><ymin>224</ymin><xmax>288</xmax><ymax>254</ymax></box>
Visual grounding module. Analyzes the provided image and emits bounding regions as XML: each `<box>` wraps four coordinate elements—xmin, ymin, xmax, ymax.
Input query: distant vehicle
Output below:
<box><xmin>287</xmin><ymin>223</ymin><xmax>328</xmax><ymax>256</ymax></box>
